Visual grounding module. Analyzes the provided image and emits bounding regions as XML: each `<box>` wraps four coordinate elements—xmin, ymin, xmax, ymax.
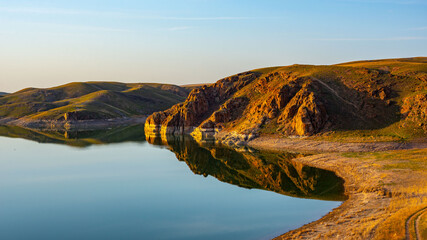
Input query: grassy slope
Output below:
<box><xmin>341</xmin><ymin>149</ymin><xmax>427</xmax><ymax>239</ymax></box>
<box><xmin>0</xmin><ymin>82</ymin><xmax>191</xmax><ymax>120</ymax></box>
<box><xmin>226</xmin><ymin>57</ymin><xmax>427</xmax><ymax>142</ymax></box>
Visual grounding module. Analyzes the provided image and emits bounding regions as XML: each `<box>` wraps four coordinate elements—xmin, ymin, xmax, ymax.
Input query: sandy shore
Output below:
<box><xmin>249</xmin><ymin>136</ymin><xmax>427</xmax><ymax>153</ymax></box>
<box><xmin>247</xmin><ymin>136</ymin><xmax>427</xmax><ymax>239</ymax></box>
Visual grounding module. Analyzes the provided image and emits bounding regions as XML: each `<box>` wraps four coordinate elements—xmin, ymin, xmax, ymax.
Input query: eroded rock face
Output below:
<box><xmin>146</xmin><ymin>62</ymin><xmax>425</xmax><ymax>142</ymax></box>
<box><xmin>236</xmin><ymin>76</ymin><xmax>328</xmax><ymax>136</ymax></box>
<box><xmin>278</xmin><ymin>84</ymin><xmax>328</xmax><ymax>136</ymax></box>
<box><xmin>145</xmin><ymin>71</ymin><xmax>329</xmax><ymax>140</ymax></box>
<box><xmin>401</xmin><ymin>93</ymin><xmax>427</xmax><ymax>132</ymax></box>
<box><xmin>200</xmin><ymin>96</ymin><xmax>250</xmax><ymax>129</ymax></box>
<box><xmin>145</xmin><ymin>71</ymin><xmax>259</xmax><ymax>135</ymax></box>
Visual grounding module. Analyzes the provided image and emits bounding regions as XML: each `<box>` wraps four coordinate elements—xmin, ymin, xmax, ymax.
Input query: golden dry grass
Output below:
<box><xmin>268</xmin><ymin>147</ymin><xmax>427</xmax><ymax>239</ymax></box>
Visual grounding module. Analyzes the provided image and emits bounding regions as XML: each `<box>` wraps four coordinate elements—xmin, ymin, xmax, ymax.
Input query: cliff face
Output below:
<box><xmin>228</xmin><ymin>74</ymin><xmax>329</xmax><ymax>136</ymax></box>
<box><xmin>145</xmin><ymin>58</ymin><xmax>427</xmax><ymax>142</ymax></box>
<box><xmin>401</xmin><ymin>93</ymin><xmax>427</xmax><ymax>132</ymax></box>
<box><xmin>145</xmin><ymin>71</ymin><xmax>260</xmax><ymax>135</ymax></box>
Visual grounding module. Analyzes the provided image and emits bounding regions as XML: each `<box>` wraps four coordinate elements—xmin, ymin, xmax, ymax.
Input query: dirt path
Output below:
<box><xmin>406</xmin><ymin>207</ymin><xmax>427</xmax><ymax>240</ymax></box>
<box><xmin>416</xmin><ymin>210</ymin><xmax>427</xmax><ymax>240</ymax></box>
<box><xmin>312</xmin><ymin>77</ymin><xmax>359</xmax><ymax>110</ymax></box>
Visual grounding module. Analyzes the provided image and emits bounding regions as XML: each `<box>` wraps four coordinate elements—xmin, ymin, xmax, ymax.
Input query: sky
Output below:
<box><xmin>0</xmin><ymin>0</ymin><xmax>426</xmax><ymax>93</ymax></box>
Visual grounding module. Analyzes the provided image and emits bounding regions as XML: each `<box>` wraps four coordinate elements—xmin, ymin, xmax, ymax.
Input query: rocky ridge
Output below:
<box><xmin>145</xmin><ymin>71</ymin><xmax>260</xmax><ymax>136</ymax></box>
<box><xmin>145</xmin><ymin>58</ymin><xmax>427</xmax><ymax>145</ymax></box>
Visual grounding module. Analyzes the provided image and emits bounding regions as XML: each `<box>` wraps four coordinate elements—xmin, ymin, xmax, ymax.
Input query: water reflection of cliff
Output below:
<box><xmin>0</xmin><ymin>124</ymin><xmax>345</xmax><ymax>200</ymax></box>
<box><xmin>146</xmin><ymin>134</ymin><xmax>346</xmax><ymax>201</ymax></box>
<box><xmin>0</xmin><ymin>125</ymin><xmax>146</xmax><ymax>147</ymax></box>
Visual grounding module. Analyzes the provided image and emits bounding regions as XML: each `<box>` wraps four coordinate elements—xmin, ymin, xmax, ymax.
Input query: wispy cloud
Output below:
<box><xmin>338</xmin><ymin>0</ymin><xmax>427</xmax><ymax>5</ymax></box>
<box><xmin>0</xmin><ymin>7</ymin><xmax>122</xmax><ymax>16</ymax></box>
<box><xmin>410</xmin><ymin>26</ymin><xmax>427</xmax><ymax>31</ymax></box>
<box><xmin>65</xmin><ymin>25</ymin><xmax>132</xmax><ymax>33</ymax></box>
<box><xmin>4</xmin><ymin>20</ymin><xmax>132</xmax><ymax>34</ymax></box>
<box><xmin>0</xmin><ymin>7</ymin><xmax>254</xmax><ymax>21</ymax></box>
<box><xmin>154</xmin><ymin>16</ymin><xmax>252</xmax><ymax>21</ymax></box>
<box><xmin>312</xmin><ymin>36</ymin><xmax>427</xmax><ymax>41</ymax></box>
<box><xmin>165</xmin><ymin>26</ymin><xmax>193</xmax><ymax>31</ymax></box>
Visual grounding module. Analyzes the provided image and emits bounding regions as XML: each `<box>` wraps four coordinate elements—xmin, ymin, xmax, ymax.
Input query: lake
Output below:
<box><xmin>0</xmin><ymin>125</ymin><xmax>344</xmax><ymax>240</ymax></box>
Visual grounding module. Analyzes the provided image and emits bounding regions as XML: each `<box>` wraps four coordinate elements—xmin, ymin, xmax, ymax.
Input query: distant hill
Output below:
<box><xmin>0</xmin><ymin>82</ymin><xmax>192</xmax><ymax>122</ymax></box>
<box><xmin>0</xmin><ymin>92</ymin><xmax>8</xmax><ymax>97</ymax></box>
<box><xmin>146</xmin><ymin>57</ymin><xmax>427</xmax><ymax>142</ymax></box>
<box><xmin>181</xmin><ymin>83</ymin><xmax>212</xmax><ymax>91</ymax></box>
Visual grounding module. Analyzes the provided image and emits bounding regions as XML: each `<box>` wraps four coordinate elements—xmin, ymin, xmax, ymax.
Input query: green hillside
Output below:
<box><xmin>0</xmin><ymin>82</ymin><xmax>191</xmax><ymax>121</ymax></box>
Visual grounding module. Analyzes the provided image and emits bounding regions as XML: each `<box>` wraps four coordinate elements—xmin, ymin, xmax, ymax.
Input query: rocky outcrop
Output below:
<box><xmin>146</xmin><ymin>58</ymin><xmax>427</xmax><ymax>143</ymax></box>
<box><xmin>240</xmin><ymin>76</ymin><xmax>328</xmax><ymax>136</ymax></box>
<box><xmin>146</xmin><ymin>71</ymin><xmax>330</xmax><ymax>143</ymax></box>
<box><xmin>145</xmin><ymin>71</ymin><xmax>259</xmax><ymax>135</ymax></box>
<box><xmin>401</xmin><ymin>93</ymin><xmax>427</xmax><ymax>133</ymax></box>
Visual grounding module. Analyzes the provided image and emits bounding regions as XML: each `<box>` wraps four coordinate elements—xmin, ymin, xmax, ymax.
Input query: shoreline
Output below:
<box><xmin>2</xmin><ymin>118</ymin><xmax>426</xmax><ymax>238</ymax></box>
<box><xmin>249</xmin><ymin>135</ymin><xmax>427</xmax><ymax>153</ymax></box>
<box><xmin>0</xmin><ymin>116</ymin><xmax>147</xmax><ymax>131</ymax></box>
<box><xmin>246</xmin><ymin>137</ymin><xmax>427</xmax><ymax>239</ymax></box>
<box><xmin>144</xmin><ymin>126</ymin><xmax>427</xmax><ymax>239</ymax></box>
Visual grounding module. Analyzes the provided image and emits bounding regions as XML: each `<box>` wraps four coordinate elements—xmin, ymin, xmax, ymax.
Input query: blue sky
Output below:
<box><xmin>0</xmin><ymin>0</ymin><xmax>426</xmax><ymax>92</ymax></box>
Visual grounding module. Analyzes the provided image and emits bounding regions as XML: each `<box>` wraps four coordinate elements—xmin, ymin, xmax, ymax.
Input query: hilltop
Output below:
<box><xmin>145</xmin><ymin>57</ymin><xmax>427</xmax><ymax>143</ymax></box>
<box><xmin>0</xmin><ymin>82</ymin><xmax>192</xmax><ymax>129</ymax></box>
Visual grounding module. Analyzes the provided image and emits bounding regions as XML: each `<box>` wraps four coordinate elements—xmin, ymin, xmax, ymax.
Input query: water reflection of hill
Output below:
<box><xmin>146</xmin><ymin>134</ymin><xmax>346</xmax><ymax>201</ymax></box>
<box><xmin>0</xmin><ymin>125</ymin><xmax>146</xmax><ymax>147</ymax></box>
<box><xmin>0</xmin><ymin>125</ymin><xmax>345</xmax><ymax>200</ymax></box>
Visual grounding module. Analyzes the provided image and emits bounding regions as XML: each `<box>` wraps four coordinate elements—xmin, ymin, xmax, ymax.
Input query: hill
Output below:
<box><xmin>0</xmin><ymin>92</ymin><xmax>8</xmax><ymax>97</ymax></box>
<box><xmin>145</xmin><ymin>57</ymin><xmax>427</xmax><ymax>143</ymax></box>
<box><xmin>180</xmin><ymin>83</ymin><xmax>212</xmax><ymax>91</ymax></box>
<box><xmin>0</xmin><ymin>82</ymin><xmax>192</xmax><ymax>127</ymax></box>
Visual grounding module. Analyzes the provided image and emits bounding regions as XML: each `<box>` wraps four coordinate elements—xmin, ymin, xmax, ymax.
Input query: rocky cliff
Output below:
<box><xmin>145</xmin><ymin>71</ymin><xmax>260</xmax><ymax>135</ymax></box>
<box><xmin>146</xmin><ymin>57</ymin><xmax>427</xmax><ymax>143</ymax></box>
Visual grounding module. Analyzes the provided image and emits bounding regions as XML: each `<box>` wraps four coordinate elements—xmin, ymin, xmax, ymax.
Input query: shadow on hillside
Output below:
<box><xmin>312</xmin><ymin>70</ymin><xmax>401</xmax><ymax>131</ymax></box>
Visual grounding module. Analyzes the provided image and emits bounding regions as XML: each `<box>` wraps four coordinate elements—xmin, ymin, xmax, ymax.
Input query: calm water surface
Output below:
<box><xmin>0</xmin><ymin>125</ymin><xmax>344</xmax><ymax>240</ymax></box>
